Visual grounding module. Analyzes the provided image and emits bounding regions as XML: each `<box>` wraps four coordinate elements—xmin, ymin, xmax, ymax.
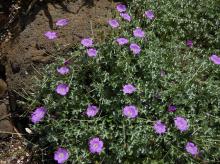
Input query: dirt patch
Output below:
<box><xmin>0</xmin><ymin>103</ymin><xmax>14</xmax><ymax>138</ymax></box>
<box><xmin>1</xmin><ymin>0</ymin><xmax>115</xmax><ymax>92</ymax></box>
<box><xmin>0</xmin><ymin>136</ymin><xmax>31</xmax><ymax>164</ymax></box>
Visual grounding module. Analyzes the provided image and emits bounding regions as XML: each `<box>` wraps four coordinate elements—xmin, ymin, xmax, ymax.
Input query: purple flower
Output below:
<box><xmin>130</xmin><ymin>43</ymin><xmax>141</xmax><ymax>55</ymax></box>
<box><xmin>145</xmin><ymin>10</ymin><xmax>155</xmax><ymax>20</ymax></box>
<box><xmin>87</xmin><ymin>48</ymin><xmax>97</xmax><ymax>57</ymax></box>
<box><xmin>123</xmin><ymin>84</ymin><xmax>136</xmax><ymax>94</ymax></box>
<box><xmin>44</xmin><ymin>31</ymin><xmax>58</xmax><ymax>40</ymax></box>
<box><xmin>168</xmin><ymin>105</ymin><xmax>176</xmax><ymax>112</ymax></box>
<box><xmin>133</xmin><ymin>28</ymin><xmax>145</xmax><ymax>38</ymax></box>
<box><xmin>64</xmin><ymin>60</ymin><xmax>70</xmax><ymax>65</ymax></box>
<box><xmin>57</xmin><ymin>66</ymin><xmax>70</xmax><ymax>75</ymax></box>
<box><xmin>108</xmin><ymin>19</ymin><xmax>119</xmax><ymax>28</ymax></box>
<box><xmin>153</xmin><ymin>120</ymin><xmax>166</xmax><ymax>134</ymax></box>
<box><xmin>123</xmin><ymin>105</ymin><xmax>138</xmax><ymax>118</ymax></box>
<box><xmin>89</xmin><ymin>137</ymin><xmax>104</xmax><ymax>154</ymax></box>
<box><xmin>56</xmin><ymin>18</ymin><xmax>69</xmax><ymax>27</ymax></box>
<box><xmin>210</xmin><ymin>54</ymin><xmax>220</xmax><ymax>65</ymax></box>
<box><xmin>54</xmin><ymin>148</ymin><xmax>69</xmax><ymax>164</ymax></box>
<box><xmin>81</xmin><ymin>38</ymin><xmax>93</xmax><ymax>47</ymax></box>
<box><xmin>186</xmin><ymin>40</ymin><xmax>193</xmax><ymax>48</ymax></box>
<box><xmin>120</xmin><ymin>13</ymin><xmax>132</xmax><ymax>22</ymax></box>
<box><xmin>55</xmin><ymin>84</ymin><xmax>69</xmax><ymax>96</ymax></box>
<box><xmin>185</xmin><ymin>142</ymin><xmax>199</xmax><ymax>156</ymax></box>
<box><xmin>116</xmin><ymin>4</ymin><xmax>126</xmax><ymax>12</ymax></box>
<box><xmin>86</xmin><ymin>105</ymin><xmax>99</xmax><ymax>117</ymax></box>
<box><xmin>31</xmin><ymin>107</ymin><xmax>47</xmax><ymax>124</ymax></box>
<box><xmin>116</xmin><ymin>38</ymin><xmax>129</xmax><ymax>45</ymax></box>
<box><xmin>174</xmin><ymin>116</ymin><xmax>189</xmax><ymax>132</ymax></box>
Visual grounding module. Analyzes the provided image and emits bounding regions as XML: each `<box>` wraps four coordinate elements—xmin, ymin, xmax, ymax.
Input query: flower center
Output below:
<box><xmin>60</xmin><ymin>88</ymin><xmax>66</xmax><ymax>93</ymax></box>
<box><xmin>59</xmin><ymin>153</ymin><xmax>64</xmax><ymax>158</ymax></box>
<box><xmin>94</xmin><ymin>143</ymin><xmax>98</xmax><ymax>148</ymax></box>
<box><xmin>127</xmin><ymin>110</ymin><xmax>132</xmax><ymax>116</ymax></box>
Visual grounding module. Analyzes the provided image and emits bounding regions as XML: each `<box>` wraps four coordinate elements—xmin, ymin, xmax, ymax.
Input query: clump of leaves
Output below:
<box><xmin>28</xmin><ymin>0</ymin><xmax>220</xmax><ymax>163</ymax></box>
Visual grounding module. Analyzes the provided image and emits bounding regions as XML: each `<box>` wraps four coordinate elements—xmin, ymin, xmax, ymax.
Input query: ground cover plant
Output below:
<box><xmin>28</xmin><ymin>0</ymin><xmax>220</xmax><ymax>163</ymax></box>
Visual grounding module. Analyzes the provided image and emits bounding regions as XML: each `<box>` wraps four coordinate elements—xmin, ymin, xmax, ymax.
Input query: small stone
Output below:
<box><xmin>0</xmin><ymin>103</ymin><xmax>7</xmax><ymax>115</ymax></box>
<box><xmin>25</xmin><ymin>128</ymin><xmax>32</xmax><ymax>134</ymax></box>
<box><xmin>0</xmin><ymin>120</ymin><xmax>14</xmax><ymax>138</ymax></box>
<box><xmin>11</xmin><ymin>63</ymin><xmax>20</xmax><ymax>74</ymax></box>
<box><xmin>0</xmin><ymin>79</ymin><xmax>7</xmax><ymax>97</ymax></box>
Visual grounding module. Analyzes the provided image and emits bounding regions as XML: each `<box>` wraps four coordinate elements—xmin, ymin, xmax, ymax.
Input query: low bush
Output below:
<box><xmin>28</xmin><ymin>0</ymin><xmax>220</xmax><ymax>163</ymax></box>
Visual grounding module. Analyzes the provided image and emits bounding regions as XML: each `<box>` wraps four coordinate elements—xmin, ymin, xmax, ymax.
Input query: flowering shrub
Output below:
<box><xmin>29</xmin><ymin>0</ymin><xmax>220</xmax><ymax>163</ymax></box>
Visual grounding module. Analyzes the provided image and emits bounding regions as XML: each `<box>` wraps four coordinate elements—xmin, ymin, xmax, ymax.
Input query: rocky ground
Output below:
<box><xmin>0</xmin><ymin>0</ymin><xmax>116</xmax><ymax>162</ymax></box>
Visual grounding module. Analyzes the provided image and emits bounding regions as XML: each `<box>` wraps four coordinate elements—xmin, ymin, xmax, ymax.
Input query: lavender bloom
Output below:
<box><xmin>153</xmin><ymin>120</ymin><xmax>166</xmax><ymax>134</ymax></box>
<box><xmin>57</xmin><ymin>66</ymin><xmax>70</xmax><ymax>75</ymax></box>
<box><xmin>44</xmin><ymin>31</ymin><xmax>58</xmax><ymax>40</ymax></box>
<box><xmin>56</xmin><ymin>84</ymin><xmax>69</xmax><ymax>96</ymax></box>
<box><xmin>210</xmin><ymin>54</ymin><xmax>220</xmax><ymax>65</ymax></box>
<box><xmin>116</xmin><ymin>4</ymin><xmax>126</xmax><ymax>12</ymax></box>
<box><xmin>123</xmin><ymin>84</ymin><xmax>136</xmax><ymax>94</ymax></box>
<box><xmin>133</xmin><ymin>28</ymin><xmax>145</xmax><ymax>38</ymax></box>
<box><xmin>81</xmin><ymin>38</ymin><xmax>93</xmax><ymax>47</ymax></box>
<box><xmin>174</xmin><ymin>116</ymin><xmax>189</xmax><ymax>132</ymax></box>
<box><xmin>89</xmin><ymin>137</ymin><xmax>104</xmax><ymax>154</ymax></box>
<box><xmin>108</xmin><ymin>19</ymin><xmax>119</xmax><ymax>28</ymax></box>
<box><xmin>31</xmin><ymin>107</ymin><xmax>47</xmax><ymax>124</ymax></box>
<box><xmin>130</xmin><ymin>43</ymin><xmax>141</xmax><ymax>55</ymax></box>
<box><xmin>185</xmin><ymin>142</ymin><xmax>199</xmax><ymax>156</ymax></box>
<box><xmin>116</xmin><ymin>38</ymin><xmax>129</xmax><ymax>45</ymax></box>
<box><xmin>86</xmin><ymin>105</ymin><xmax>99</xmax><ymax>117</ymax></box>
<box><xmin>186</xmin><ymin>40</ymin><xmax>193</xmax><ymax>48</ymax></box>
<box><xmin>168</xmin><ymin>105</ymin><xmax>176</xmax><ymax>112</ymax></box>
<box><xmin>56</xmin><ymin>18</ymin><xmax>69</xmax><ymax>27</ymax></box>
<box><xmin>64</xmin><ymin>60</ymin><xmax>70</xmax><ymax>65</ymax></box>
<box><xmin>145</xmin><ymin>10</ymin><xmax>155</xmax><ymax>20</ymax></box>
<box><xmin>54</xmin><ymin>148</ymin><xmax>69</xmax><ymax>164</ymax></box>
<box><xmin>87</xmin><ymin>48</ymin><xmax>97</xmax><ymax>57</ymax></box>
<box><xmin>120</xmin><ymin>13</ymin><xmax>132</xmax><ymax>22</ymax></box>
<box><xmin>123</xmin><ymin>105</ymin><xmax>138</xmax><ymax>118</ymax></box>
